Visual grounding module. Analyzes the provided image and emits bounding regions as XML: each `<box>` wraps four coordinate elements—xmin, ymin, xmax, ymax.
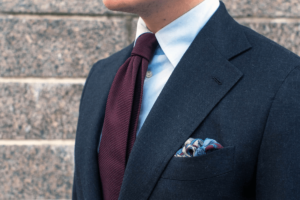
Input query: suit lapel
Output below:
<box><xmin>119</xmin><ymin>2</ymin><xmax>252</xmax><ymax>200</ymax></box>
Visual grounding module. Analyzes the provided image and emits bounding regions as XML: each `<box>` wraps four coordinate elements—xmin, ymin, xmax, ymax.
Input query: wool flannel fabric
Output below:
<box><xmin>174</xmin><ymin>138</ymin><xmax>223</xmax><ymax>157</ymax></box>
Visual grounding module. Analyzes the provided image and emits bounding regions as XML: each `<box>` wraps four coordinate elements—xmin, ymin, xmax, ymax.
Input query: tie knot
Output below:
<box><xmin>131</xmin><ymin>33</ymin><xmax>158</xmax><ymax>61</ymax></box>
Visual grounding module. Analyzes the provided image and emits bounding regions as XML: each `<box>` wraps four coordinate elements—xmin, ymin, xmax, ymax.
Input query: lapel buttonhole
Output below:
<box><xmin>212</xmin><ymin>76</ymin><xmax>222</xmax><ymax>85</ymax></box>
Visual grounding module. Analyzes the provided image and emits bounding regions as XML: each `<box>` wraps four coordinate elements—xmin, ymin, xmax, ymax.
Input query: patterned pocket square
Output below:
<box><xmin>174</xmin><ymin>138</ymin><xmax>223</xmax><ymax>157</ymax></box>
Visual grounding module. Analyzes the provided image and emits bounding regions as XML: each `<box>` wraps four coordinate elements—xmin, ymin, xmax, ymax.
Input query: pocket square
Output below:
<box><xmin>174</xmin><ymin>138</ymin><xmax>223</xmax><ymax>157</ymax></box>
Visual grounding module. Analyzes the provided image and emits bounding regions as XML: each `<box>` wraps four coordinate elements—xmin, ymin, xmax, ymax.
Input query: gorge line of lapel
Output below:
<box><xmin>118</xmin><ymin>2</ymin><xmax>252</xmax><ymax>200</ymax></box>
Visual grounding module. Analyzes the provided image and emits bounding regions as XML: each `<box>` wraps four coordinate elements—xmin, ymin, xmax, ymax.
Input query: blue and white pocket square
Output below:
<box><xmin>174</xmin><ymin>138</ymin><xmax>223</xmax><ymax>157</ymax></box>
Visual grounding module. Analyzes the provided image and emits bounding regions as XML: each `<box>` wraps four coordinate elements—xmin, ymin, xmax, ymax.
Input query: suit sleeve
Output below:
<box><xmin>256</xmin><ymin>65</ymin><xmax>300</xmax><ymax>199</ymax></box>
<box><xmin>72</xmin><ymin>174</ymin><xmax>78</xmax><ymax>200</ymax></box>
<box><xmin>72</xmin><ymin>63</ymin><xmax>98</xmax><ymax>200</ymax></box>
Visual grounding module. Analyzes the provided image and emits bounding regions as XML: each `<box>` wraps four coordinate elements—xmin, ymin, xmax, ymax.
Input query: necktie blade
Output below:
<box><xmin>98</xmin><ymin>33</ymin><xmax>158</xmax><ymax>200</ymax></box>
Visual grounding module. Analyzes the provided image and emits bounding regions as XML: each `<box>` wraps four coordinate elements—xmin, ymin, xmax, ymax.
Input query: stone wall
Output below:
<box><xmin>0</xmin><ymin>0</ymin><xmax>299</xmax><ymax>199</ymax></box>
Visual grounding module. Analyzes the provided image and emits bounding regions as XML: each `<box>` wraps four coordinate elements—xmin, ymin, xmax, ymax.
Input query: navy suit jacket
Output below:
<box><xmin>73</xmin><ymin>2</ymin><xmax>300</xmax><ymax>199</ymax></box>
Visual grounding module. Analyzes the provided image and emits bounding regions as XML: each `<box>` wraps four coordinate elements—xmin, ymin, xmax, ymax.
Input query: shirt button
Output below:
<box><xmin>146</xmin><ymin>71</ymin><xmax>152</xmax><ymax>78</ymax></box>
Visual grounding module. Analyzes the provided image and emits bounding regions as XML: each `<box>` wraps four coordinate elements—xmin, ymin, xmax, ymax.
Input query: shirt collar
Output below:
<box><xmin>134</xmin><ymin>0</ymin><xmax>220</xmax><ymax>67</ymax></box>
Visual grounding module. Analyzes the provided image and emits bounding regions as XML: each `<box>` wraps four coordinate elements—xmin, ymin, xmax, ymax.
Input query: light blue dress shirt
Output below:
<box><xmin>98</xmin><ymin>0</ymin><xmax>220</xmax><ymax>152</ymax></box>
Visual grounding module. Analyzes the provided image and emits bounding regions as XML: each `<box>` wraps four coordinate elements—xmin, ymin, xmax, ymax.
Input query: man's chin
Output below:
<box><xmin>102</xmin><ymin>0</ymin><xmax>136</xmax><ymax>13</ymax></box>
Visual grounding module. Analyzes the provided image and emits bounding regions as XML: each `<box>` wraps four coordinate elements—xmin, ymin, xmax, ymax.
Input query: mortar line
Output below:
<box><xmin>0</xmin><ymin>12</ymin><xmax>299</xmax><ymax>22</ymax></box>
<box><xmin>0</xmin><ymin>12</ymin><xmax>137</xmax><ymax>20</ymax></box>
<box><xmin>0</xmin><ymin>11</ymin><xmax>299</xmax><ymax>20</ymax></box>
<box><xmin>0</xmin><ymin>140</ymin><xmax>75</xmax><ymax>146</ymax></box>
<box><xmin>0</xmin><ymin>77</ymin><xmax>86</xmax><ymax>84</ymax></box>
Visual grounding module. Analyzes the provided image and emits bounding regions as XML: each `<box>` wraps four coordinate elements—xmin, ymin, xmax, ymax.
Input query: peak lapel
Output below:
<box><xmin>119</xmin><ymin>2</ymin><xmax>252</xmax><ymax>200</ymax></box>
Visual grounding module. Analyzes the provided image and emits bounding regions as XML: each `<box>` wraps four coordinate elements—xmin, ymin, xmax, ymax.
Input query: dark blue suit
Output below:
<box><xmin>73</xmin><ymin>2</ymin><xmax>300</xmax><ymax>199</ymax></box>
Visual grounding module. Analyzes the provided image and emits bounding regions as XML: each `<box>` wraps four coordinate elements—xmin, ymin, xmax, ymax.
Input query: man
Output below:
<box><xmin>72</xmin><ymin>0</ymin><xmax>300</xmax><ymax>199</ymax></box>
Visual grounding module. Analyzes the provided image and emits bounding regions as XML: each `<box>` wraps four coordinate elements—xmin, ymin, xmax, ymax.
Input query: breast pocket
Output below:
<box><xmin>161</xmin><ymin>146</ymin><xmax>235</xmax><ymax>181</ymax></box>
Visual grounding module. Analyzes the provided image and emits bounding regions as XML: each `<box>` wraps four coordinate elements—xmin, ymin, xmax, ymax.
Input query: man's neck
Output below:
<box><xmin>140</xmin><ymin>0</ymin><xmax>205</xmax><ymax>33</ymax></box>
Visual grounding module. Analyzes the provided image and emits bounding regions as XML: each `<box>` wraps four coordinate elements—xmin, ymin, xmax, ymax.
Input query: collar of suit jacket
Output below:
<box><xmin>134</xmin><ymin>0</ymin><xmax>220</xmax><ymax>67</ymax></box>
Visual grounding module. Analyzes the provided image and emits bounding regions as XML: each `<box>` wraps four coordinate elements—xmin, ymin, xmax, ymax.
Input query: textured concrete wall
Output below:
<box><xmin>0</xmin><ymin>0</ymin><xmax>299</xmax><ymax>199</ymax></box>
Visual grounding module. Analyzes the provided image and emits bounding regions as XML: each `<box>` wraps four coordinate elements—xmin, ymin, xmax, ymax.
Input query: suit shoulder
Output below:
<box><xmin>90</xmin><ymin>42</ymin><xmax>133</xmax><ymax>75</ymax></box>
<box><xmin>236</xmin><ymin>24</ymin><xmax>300</xmax><ymax>80</ymax></box>
<box><xmin>78</xmin><ymin>43</ymin><xmax>133</xmax><ymax>112</ymax></box>
<box><xmin>81</xmin><ymin>42</ymin><xmax>133</xmax><ymax>98</ymax></box>
<box><xmin>240</xmin><ymin>24</ymin><xmax>300</xmax><ymax>65</ymax></box>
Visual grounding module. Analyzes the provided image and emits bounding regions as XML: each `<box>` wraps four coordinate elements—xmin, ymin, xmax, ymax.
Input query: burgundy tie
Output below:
<box><xmin>98</xmin><ymin>33</ymin><xmax>158</xmax><ymax>200</ymax></box>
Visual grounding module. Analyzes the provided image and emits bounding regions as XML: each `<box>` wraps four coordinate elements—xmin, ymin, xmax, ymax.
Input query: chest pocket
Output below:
<box><xmin>161</xmin><ymin>146</ymin><xmax>235</xmax><ymax>181</ymax></box>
